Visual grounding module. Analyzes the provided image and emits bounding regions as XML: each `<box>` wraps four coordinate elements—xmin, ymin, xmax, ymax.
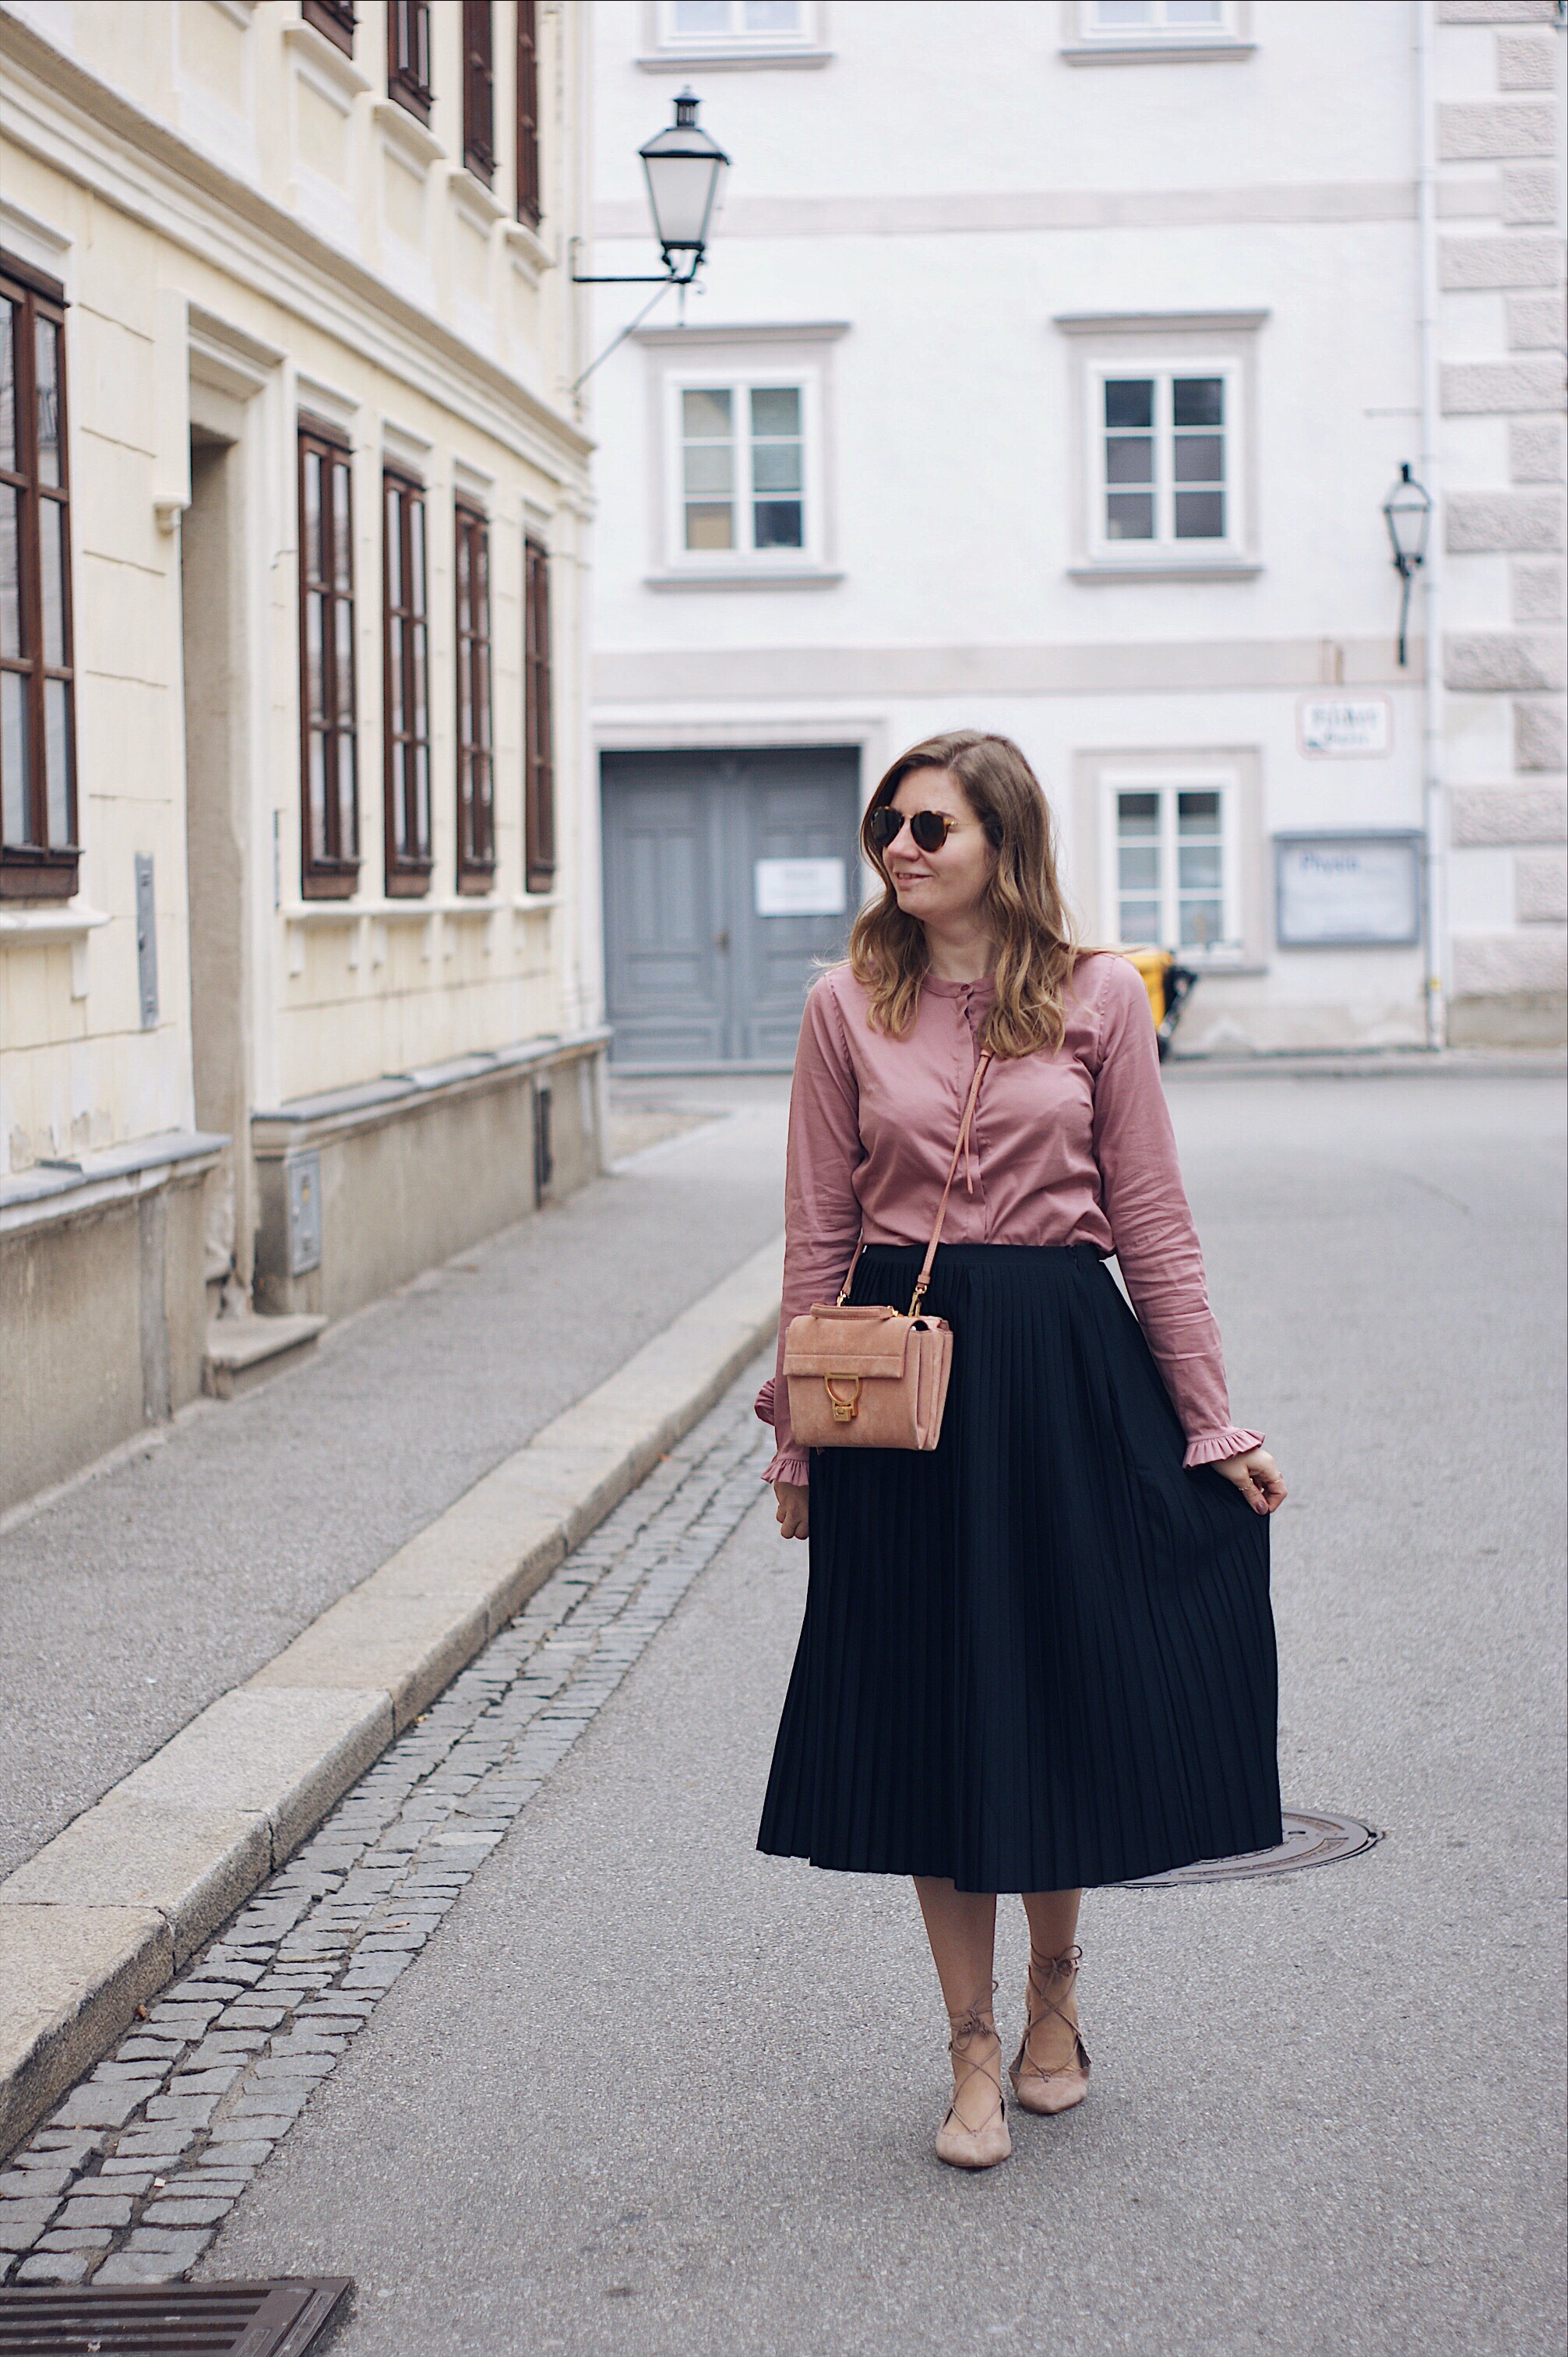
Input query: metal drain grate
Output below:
<box><xmin>1117</xmin><ymin>1808</ymin><xmax>1382</xmax><ymax>1889</ymax></box>
<box><xmin>0</xmin><ymin>2278</ymin><xmax>349</xmax><ymax>2355</ymax></box>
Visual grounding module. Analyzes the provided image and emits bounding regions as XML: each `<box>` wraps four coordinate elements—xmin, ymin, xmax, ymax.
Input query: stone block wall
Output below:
<box><xmin>1437</xmin><ymin>0</ymin><xmax>1566</xmax><ymax>1043</ymax></box>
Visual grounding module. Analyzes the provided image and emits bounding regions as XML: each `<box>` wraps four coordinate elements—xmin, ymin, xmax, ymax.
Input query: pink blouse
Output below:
<box><xmin>757</xmin><ymin>952</ymin><xmax>1263</xmax><ymax>1487</ymax></box>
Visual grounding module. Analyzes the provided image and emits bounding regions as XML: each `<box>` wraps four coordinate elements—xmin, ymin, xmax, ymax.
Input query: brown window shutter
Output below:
<box><xmin>523</xmin><ymin>538</ymin><xmax>555</xmax><ymax>893</ymax></box>
<box><xmin>516</xmin><ymin>0</ymin><xmax>541</xmax><ymax>228</ymax></box>
<box><xmin>462</xmin><ymin>0</ymin><xmax>495</xmax><ymax>183</ymax></box>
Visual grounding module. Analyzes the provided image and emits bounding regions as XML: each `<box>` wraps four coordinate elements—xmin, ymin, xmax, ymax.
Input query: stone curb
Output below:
<box><xmin>0</xmin><ymin>1234</ymin><xmax>784</xmax><ymax>2160</ymax></box>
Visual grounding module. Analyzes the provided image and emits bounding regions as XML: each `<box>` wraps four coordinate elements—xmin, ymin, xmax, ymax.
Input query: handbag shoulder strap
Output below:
<box><xmin>833</xmin><ymin>1048</ymin><xmax>993</xmax><ymax>1314</ymax></box>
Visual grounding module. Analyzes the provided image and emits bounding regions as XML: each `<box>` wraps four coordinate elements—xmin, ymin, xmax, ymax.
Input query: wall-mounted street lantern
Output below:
<box><xmin>1382</xmin><ymin>462</ymin><xmax>1432</xmax><ymax>669</ymax></box>
<box><xmin>571</xmin><ymin>90</ymin><xmax>729</xmax><ymax>288</ymax></box>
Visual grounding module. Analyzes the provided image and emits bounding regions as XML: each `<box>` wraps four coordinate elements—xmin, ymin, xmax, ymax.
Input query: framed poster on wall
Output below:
<box><xmin>1274</xmin><ymin>832</ymin><xmax>1423</xmax><ymax>949</ymax></box>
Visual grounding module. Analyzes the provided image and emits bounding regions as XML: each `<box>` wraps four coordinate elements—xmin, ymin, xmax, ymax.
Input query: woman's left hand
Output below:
<box><xmin>1211</xmin><ymin>1447</ymin><xmax>1287</xmax><ymax>1515</ymax></box>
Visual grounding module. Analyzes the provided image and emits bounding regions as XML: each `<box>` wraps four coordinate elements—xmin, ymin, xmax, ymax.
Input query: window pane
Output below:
<box><xmin>753</xmin><ymin>499</ymin><xmax>803</xmax><ymax>549</ymax></box>
<box><xmin>412</xmin><ymin>620</ymin><xmax>427</xmax><ymax>739</ymax></box>
<box><xmin>44</xmin><ymin>676</ymin><xmax>72</xmax><ymax>843</ymax></box>
<box><xmin>1105</xmin><ymin>378</ymin><xmax>1153</xmax><ymax>430</ymax></box>
<box><xmin>337</xmin><ymin>731</ymin><xmax>356</xmax><ymax>856</ymax></box>
<box><xmin>673</xmin><ymin>0</ymin><xmax>731</xmax><ymax>28</ymax></box>
<box><xmin>0</xmin><ymin>487</ymin><xmax>20</xmax><ymax>660</ymax></box>
<box><xmin>743</xmin><ymin>0</ymin><xmax>802</xmax><ymax>26</ymax></box>
<box><xmin>682</xmin><ymin>386</ymin><xmax>732</xmax><ymax>437</ymax></box>
<box><xmin>410</xmin><ymin>507</ymin><xmax>426</xmax><ymax>612</ymax></box>
<box><xmin>1119</xmin><ymin>899</ymin><xmax>1161</xmax><ymax>940</ymax></box>
<box><xmin>1119</xmin><ymin>845</ymin><xmax>1160</xmax><ymax>892</ymax></box>
<box><xmin>414</xmin><ymin>743</ymin><xmax>430</xmax><ymax>848</ymax></box>
<box><xmin>1</xmin><ymin>670</ymin><xmax>30</xmax><ymax>842</ymax></box>
<box><xmin>40</xmin><ymin>499</ymin><xmax>66</xmax><ymax>666</ymax></box>
<box><xmin>303</xmin><ymin>453</ymin><xmax>321</xmax><ymax>586</ymax></box>
<box><xmin>1167</xmin><ymin>0</ymin><xmax>1224</xmax><ymax>23</ymax></box>
<box><xmin>750</xmin><ymin>385</ymin><xmax>800</xmax><ymax>436</ymax></box>
<box><xmin>1094</xmin><ymin>1</ymin><xmax>1155</xmax><ymax>22</ymax></box>
<box><xmin>752</xmin><ymin>441</ymin><xmax>802</xmax><ymax>492</ymax></box>
<box><xmin>1172</xmin><ymin>376</ymin><xmax>1223</xmax><ymax>428</ymax></box>
<box><xmin>305</xmin><ymin>593</ymin><xmax>324</xmax><ymax>725</ymax></box>
<box><xmin>386</xmin><ymin>488</ymin><xmax>403</xmax><ymax>606</ymax></box>
<box><xmin>1106</xmin><ymin>492</ymin><xmax>1154</xmax><ymax>541</ymax></box>
<box><xmin>683</xmin><ymin>442</ymin><xmax>732</xmax><ymax>494</ymax></box>
<box><xmin>389</xmin><ymin>616</ymin><xmax>405</xmax><ymax>735</ymax></box>
<box><xmin>1179</xmin><ymin>844</ymin><xmax>1222</xmax><ymax>890</ymax></box>
<box><xmin>1118</xmin><ymin>792</ymin><xmax>1160</xmax><ymax>835</ymax></box>
<box><xmin>308</xmin><ymin>732</ymin><xmax>326</xmax><ymax>857</ymax></box>
<box><xmin>35</xmin><ymin>318</ymin><xmax>62</xmax><ymax>488</ymax></box>
<box><xmin>334</xmin><ymin>598</ymin><xmax>354</xmax><ymax>722</ymax></box>
<box><xmin>685</xmin><ymin>502</ymin><xmax>732</xmax><ymax>551</ymax></box>
<box><xmin>332</xmin><ymin>461</ymin><xmax>351</xmax><ymax>591</ymax></box>
<box><xmin>1179</xmin><ymin>899</ymin><xmax>1224</xmax><ymax>947</ymax></box>
<box><xmin>0</xmin><ymin>300</ymin><xmax>14</xmax><ymax>472</ymax></box>
<box><xmin>1178</xmin><ymin>790</ymin><xmax>1221</xmax><ymax>832</ymax></box>
<box><xmin>1173</xmin><ymin>433</ymin><xmax>1224</xmax><ymax>484</ymax></box>
<box><xmin>1174</xmin><ymin>491</ymin><xmax>1225</xmax><ymax>539</ymax></box>
<box><xmin>1105</xmin><ymin>436</ymin><xmax>1153</xmax><ymax>485</ymax></box>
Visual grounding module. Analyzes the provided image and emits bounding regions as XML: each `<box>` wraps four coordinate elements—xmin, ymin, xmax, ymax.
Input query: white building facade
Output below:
<box><xmin>587</xmin><ymin>0</ymin><xmax>1566</xmax><ymax>1068</ymax></box>
<box><xmin>0</xmin><ymin>0</ymin><xmax>602</xmax><ymax>1513</ymax></box>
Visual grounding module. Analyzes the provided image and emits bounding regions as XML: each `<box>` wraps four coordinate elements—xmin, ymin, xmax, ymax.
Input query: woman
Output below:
<box><xmin>755</xmin><ymin>731</ymin><xmax>1286</xmax><ymax>2172</ymax></box>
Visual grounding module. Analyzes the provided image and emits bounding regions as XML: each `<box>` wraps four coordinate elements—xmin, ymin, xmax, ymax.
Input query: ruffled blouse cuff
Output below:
<box><xmin>1182</xmin><ymin>1426</ymin><xmax>1264</xmax><ymax>1469</ymax></box>
<box><xmin>761</xmin><ymin>1446</ymin><xmax>810</xmax><ymax>1488</ymax></box>
<box><xmin>754</xmin><ymin>1378</ymin><xmax>776</xmax><ymax>1425</ymax></box>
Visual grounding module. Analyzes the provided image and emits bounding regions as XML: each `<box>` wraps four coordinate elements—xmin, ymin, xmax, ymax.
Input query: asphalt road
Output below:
<box><xmin>0</xmin><ymin>1078</ymin><xmax>786</xmax><ymax>1882</ymax></box>
<box><xmin>201</xmin><ymin>1070</ymin><xmax>1566</xmax><ymax>2355</ymax></box>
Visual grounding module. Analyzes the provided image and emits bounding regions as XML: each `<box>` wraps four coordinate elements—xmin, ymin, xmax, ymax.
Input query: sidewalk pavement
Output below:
<box><xmin>0</xmin><ymin>1078</ymin><xmax>788</xmax><ymax>2151</ymax></box>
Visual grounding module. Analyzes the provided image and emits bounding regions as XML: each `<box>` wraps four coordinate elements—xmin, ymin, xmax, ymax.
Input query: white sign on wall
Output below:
<box><xmin>754</xmin><ymin>857</ymin><xmax>847</xmax><ymax>918</ymax></box>
<box><xmin>1298</xmin><ymin>697</ymin><xmax>1393</xmax><ymax>757</ymax></box>
<box><xmin>1275</xmin><ymin>834</ymin><xmax>1422</xmax><ymax>947</ymax></box>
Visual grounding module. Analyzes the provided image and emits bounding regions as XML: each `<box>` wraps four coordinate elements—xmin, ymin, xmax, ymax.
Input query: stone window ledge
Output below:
<box><xmin>250</xmin><ymin>1025</ymin><xmax>611</xmax><ymax>1152</ymax></box>
<box><xmin>1069</xmin><ymin>562</ymin><xmax>1263</xmax><ymax>583</ymax></box>
<box><xmin>0</xmin><ymin>902</ymin><xmax>111</xmax><ymax>998</ymax></box>
<box><xmin>1061</xmin><ymin>40</ymin><xmax>1255</xmax><ymax>64</ymax></box>
<box><xmin>644</xmin><ymin>568</ymin><xmax>844</xmax><ymax>592</ymax></box>
<box><xmin>1</xmin><ymin>1130</ymin><xmax>227</xmax><ymax>1237</ymax></box>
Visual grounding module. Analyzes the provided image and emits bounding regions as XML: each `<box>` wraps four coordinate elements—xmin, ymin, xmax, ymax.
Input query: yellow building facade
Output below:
<box><xmin>0</xmin><ymin>0</ymin><xmax>602</xmax><ymax>1513</ymax></box>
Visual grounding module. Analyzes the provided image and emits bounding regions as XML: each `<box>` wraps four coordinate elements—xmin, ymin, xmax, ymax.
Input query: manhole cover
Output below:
<box><xmin>0</xmin><ymin>2277</ymin><xmax>350</xmax><ymax>2355</ymax></box>
<box><xmin>1116</xmin><ymin>1809</ymin><xmax>1381</xmax><ymax>1889</ymax></box>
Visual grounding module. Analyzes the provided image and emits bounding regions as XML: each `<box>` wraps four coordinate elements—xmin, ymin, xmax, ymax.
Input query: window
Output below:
<box><xmin>523</xmin><ymin>538</ymin><xmax>555</xmax><ymax>892</ymax></box>
<box><xmin>454</xmin><ymin>502</ymin><xmax>494</xmax><ymax>889</ymax></box>
<box><xmin>301</xmin><ymin>0</ymin><xmax>357</xmax><ymax>53</ymax></box>
<box><xmin>516</xmin><ymin>0</ymin><xmax>541</xmax><ymax>227</ymax></box>
<box><xmin>1092</xmin><ymin>365</ymin><xmax>1235</xmax><ymax>557</ymax></box>
<box><xmin>387</xmin><ymin>0</ymin><xmax>432</xmax><ymax>124</ymax></box>
<box><xmin>462</xmin><ymin>0</ymin><xmax>494</xmax><ymax>183</ymax></box>
<box><xmin>1112</xmin><ymin>785</ymin><xmax>1236</xmax><ymax>955</ymax></box>
<box><xmin>675</xmin><ymin>379</ymin><xmax>809</xmax><ymax>561</ymax></box>
<box><xmin>382</xmin><ymin>470</ymin><xmax>431</xmax><ymax>895</ymax></box>
<box><xmin>298</xmin><ymin>421</ymin><xmax>359</xmax><ymax>898</ymax></box>
<box><xmin>658</xmin><ymin>0</ymin><xmax>809</xmax><ymax>43</ymax></box>
<box><xmin>1081</xmin><ymin>0</ymin><xmax>1231</xmax><ymax>33</ymax></box>
<box><xmin>1</xmin><ymin>257</ymin><xmax>78</xmax><ymax>901</ymax></box>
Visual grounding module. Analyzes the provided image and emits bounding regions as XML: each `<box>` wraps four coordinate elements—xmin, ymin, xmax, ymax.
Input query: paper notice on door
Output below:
<box><xmin>754</xmin><ymin>857</ymin><xmax>847</xmax><ymax>917</ymax></box>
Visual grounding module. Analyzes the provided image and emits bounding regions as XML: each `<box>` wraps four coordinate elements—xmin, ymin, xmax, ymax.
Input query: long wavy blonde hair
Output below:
<box><xmin>847</xmin><ymin>731</ymin><xmax>1083</xmax><ymax>1057</ymax></box>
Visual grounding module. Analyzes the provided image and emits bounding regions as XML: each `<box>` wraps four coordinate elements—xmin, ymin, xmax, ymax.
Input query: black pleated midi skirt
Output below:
<box><xmin>758</xmin><ymin>1244</ymin><xmax>1282</xmax><ymax>1893</ymax></box>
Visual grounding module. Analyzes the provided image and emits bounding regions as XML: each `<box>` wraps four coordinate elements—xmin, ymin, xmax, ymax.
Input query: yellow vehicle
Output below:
<box><xmin>1120</xmin><ymin>946</ymin><xmax>1199</xmax><ymax>1061</ymax></box>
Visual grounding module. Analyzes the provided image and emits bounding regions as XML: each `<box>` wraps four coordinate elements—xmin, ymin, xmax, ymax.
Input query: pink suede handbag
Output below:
<box><xmin>783</xmin><ymin>1052</ymin><xmax>990</xmax><ymax>1453</ymax></box>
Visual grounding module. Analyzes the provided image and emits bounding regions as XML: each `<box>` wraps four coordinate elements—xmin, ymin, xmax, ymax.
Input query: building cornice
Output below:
<box><xmin>632</xmin><ymin>320</ymin><xmax>851</xmax><ymax>348</ymax></box>
<box><xmin>1054</xmin><ymin>309</ymin><xmax>1271</xmax><ymax>336</ymax></box>
<box><xmin>0</xmin><ymin>7</ymin><xmax>593</xmax><ymax>478</ymax></box>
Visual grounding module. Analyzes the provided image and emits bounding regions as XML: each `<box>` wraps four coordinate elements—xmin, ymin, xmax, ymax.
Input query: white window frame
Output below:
<box><xmin>663</xmin><ymin>366</ymin><xmax>822</xmax><ymax>573</ymax></box>
<box><xmin>1099</xmin><ymin>771</ymin><xmax>1245</xmax><ymax>965</ymax></box>
<box><xmin>1077</xmin><ymin>0</ymin><xmax>1238</xmax><ymax>41</ymax></box>
<box><xmin>654</xmin><ymin>0</ymin><xmax>818</xmax><ymax>55</ymax></box>
<box><xmin>1085</xmin><ymin>357</ymin><xmax>1242</xmax><ymax>566</ymax></box>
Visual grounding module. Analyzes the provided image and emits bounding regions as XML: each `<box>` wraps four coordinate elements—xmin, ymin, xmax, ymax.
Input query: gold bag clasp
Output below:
<box><xmin>824</xmin><ymin>1376</ymin><xmax>861</xmax><ymax>1423</ymax></box>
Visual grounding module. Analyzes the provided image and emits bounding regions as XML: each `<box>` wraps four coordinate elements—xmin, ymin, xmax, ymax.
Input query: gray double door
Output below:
<box><xmin>601</xmin><ymin>747</ymin><xmax>862</xmax><ymax>1066</ymax></box>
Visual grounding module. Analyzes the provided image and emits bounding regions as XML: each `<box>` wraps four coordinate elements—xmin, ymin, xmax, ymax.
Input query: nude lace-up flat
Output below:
<box><xmin>1008</xmin><ymin>1945</ymin><xmax>1091</xmax><ymax>2118</ymax></box>
<box><xmin>935</xmin><ymin>2007</ymin><xmax>1012</xmax><ymax>2172</ymax></box>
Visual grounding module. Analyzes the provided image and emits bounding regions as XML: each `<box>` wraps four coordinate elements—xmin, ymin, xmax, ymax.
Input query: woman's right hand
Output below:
<box><xmin>773</xmin><ymin>1481</ymin><xmax>809</xmax><ymax>1541</ymax></box>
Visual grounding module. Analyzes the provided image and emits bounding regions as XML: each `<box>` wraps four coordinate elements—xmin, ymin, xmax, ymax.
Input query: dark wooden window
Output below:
<box><xmin>462</xmin><ymin>0</ymin><xmax>495</xmax><ymax>183</ymax></box>
<box><xmin>382</xmin><ymin>469</ymin><xmax>432</xmax><ymax>896</ymax></box>
<box><xmin>301</xmin><ymin>0</ymin><xmax>356</xmax><ymax>54</ymax></box>
<box><xmin>387</xmin><ymin>0</ymin><xmax>432</xmax><ymax>123</ymax></box>
<box><xmin>516</xmin><ymin>0</ymin><xmax>541</xmax><ymax>227</ymax></box>
<box><xmin>298</xmin><ymin>421</ymin><xmax>359</xmax><ymax>898</ymax></box>
<box><xmin>1</xmin><ymin>255</ymin><xmax>77</xmax><ymax>902</ymax></box>
<box><xmin>523</xmin><ymin>537</ymin><xmax>555</xmax><ymax>893</ymax></box>
<box><xmin>454</xmin><ymin>502</ymin><xmax>495</xmax><ymax>890</ymax></box>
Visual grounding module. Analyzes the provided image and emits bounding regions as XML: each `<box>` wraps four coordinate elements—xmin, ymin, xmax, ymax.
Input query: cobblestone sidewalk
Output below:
<box><xmin>0</xmin><ymin>1366</ymin><xmax>773</xmax><ymax>2288</ymax></box>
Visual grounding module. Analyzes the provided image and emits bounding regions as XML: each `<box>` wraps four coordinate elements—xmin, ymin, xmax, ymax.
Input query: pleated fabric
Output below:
<box><xmin>757</xmin><ymin>1244</ymin><xmax>1282</xmax><ymax>1893</ymax></box>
